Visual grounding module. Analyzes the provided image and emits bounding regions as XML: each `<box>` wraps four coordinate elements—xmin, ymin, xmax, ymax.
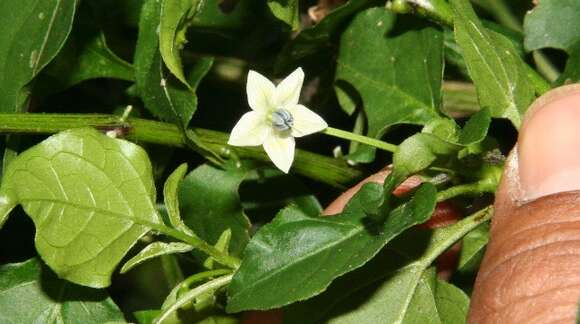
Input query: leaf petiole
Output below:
<box><xmin>145</xmin><ymin>221</ymin><xmax>241</xmax><ymax>269</ymax></box>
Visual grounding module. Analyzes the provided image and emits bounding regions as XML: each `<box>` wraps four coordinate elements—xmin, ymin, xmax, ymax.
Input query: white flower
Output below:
<box><xmin>228</xmin><ymin>68</ymin><xmax>328</xmax><ymax>173</ymax></box>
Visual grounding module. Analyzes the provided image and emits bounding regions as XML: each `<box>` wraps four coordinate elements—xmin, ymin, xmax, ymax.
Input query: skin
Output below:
<box><xmin>468</xmin><ymin>85</ymin><xmax>580</xmax><ymax>323</ymax></box>
<box><xmin>244</xmin><ymin>85</ymin><xmax>580</xmax><ymax>323</ymax></box>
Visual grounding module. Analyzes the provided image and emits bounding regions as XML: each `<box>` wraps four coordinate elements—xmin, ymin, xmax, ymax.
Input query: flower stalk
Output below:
<box><xmin>322</xmin><ymin>127</ymin><xmax>399</xmax><ymax>153</ymax></box>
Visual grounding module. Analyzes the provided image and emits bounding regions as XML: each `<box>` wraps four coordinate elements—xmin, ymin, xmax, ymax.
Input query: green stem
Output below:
<box><xmin>154</xmin><ymin>274</ymin><xmax>233</xmax><ymax>324</ymax></box>
<box><xmin>161</xmin><ymin>255</ymin><xmax>185</xmax><ymax>289</ymax></box>
<box><xmin>442</xmin><ymin>81</ymin><xmax>479</xmax><ymax>117</ymax></box>
<box><xmin>532</xmin><ymin>51</ymin><xmax>560</xmax><ymax>84</ymax></box>
<box><xmin>180</xmin><ymin>269</ymin><xmax>233</xmax><ymax>290</ymax></box>
<box><xmin>436</xmin><ymin>179</ymin><xmax>496</xmax><ymax>202</ymax></box>
<box><xmin>0</xmin><ymin>113</ymin><xmax>364</xmax><ymax>189</ymax></box>
<box><xmin>322</xmin><ymin>127</ymin><xmax>398</xmax><ymax>153</ymax></box>
<box><xmin>145</xmin><ymin>221</ymin><xmax>241</xmax><ymax>269</ymax></box>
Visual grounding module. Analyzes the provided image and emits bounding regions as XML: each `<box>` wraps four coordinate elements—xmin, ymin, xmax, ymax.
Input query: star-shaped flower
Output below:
<box><xmin>228</xmin><ymin>68</ymin><xmax>328</xmax><ymax>173</ymax></box>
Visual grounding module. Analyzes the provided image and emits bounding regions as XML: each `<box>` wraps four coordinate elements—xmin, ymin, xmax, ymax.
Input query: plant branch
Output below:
<box><xmin>0</xmin><ymin>113</ymin><xmax>364</xmax><ymax>189</ymax></box>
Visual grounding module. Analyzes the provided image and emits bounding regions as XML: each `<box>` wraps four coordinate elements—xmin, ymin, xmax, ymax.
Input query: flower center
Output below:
<box><xmin>270</xmin><ymin>109</ymin><xmax>294</xmax><ymax>131</ymax></box>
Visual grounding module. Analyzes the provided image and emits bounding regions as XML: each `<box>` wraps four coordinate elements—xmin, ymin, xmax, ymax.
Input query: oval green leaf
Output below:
<box><xmin>0</xmin><ymin>128</ymin><xmax>162</xmax><ymax>288</ymax></box>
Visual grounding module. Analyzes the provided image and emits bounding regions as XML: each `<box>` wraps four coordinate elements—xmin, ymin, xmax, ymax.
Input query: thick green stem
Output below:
<box><xmin>0</xmin><ymin>113</ymin><xmax>363</xmax><ymax>189</ymax></box>
<box><xmin>322</xmin><ymin>127</ymin><xmax>398</xmax><ymax>153</ymax></box>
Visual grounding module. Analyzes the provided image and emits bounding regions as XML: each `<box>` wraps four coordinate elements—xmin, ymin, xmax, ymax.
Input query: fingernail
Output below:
<box><xmin>519</xmin><ymin>84</ymin><xmax>580</xmax><ymax>201</ymax></box>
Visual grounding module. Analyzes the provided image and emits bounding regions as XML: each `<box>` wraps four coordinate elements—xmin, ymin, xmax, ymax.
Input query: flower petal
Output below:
<box><xmin>263</xmin><ymin>134</ymin><xmax>295</xmax><ymax>173</ymax></box>
<box><xmin>275</xmin><ymin>67</ymin><xmax>304</xmax><ymax>108</ymax></box>
<box><xmin>289</xmin><ymin>104</ymin><xmax>328</xmax><ymax>137</ymax></box>
<box><xmin>247</xmin><ymin>70</ymin><xmax>275</xmax><ymax>111</ymax></box>
<box><xmin>228</xmin><ymin>111</ymin><xmax>270</xmax><ymax>146</ymax></box>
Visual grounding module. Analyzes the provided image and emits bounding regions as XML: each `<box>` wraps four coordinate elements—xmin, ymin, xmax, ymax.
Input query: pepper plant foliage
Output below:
<box><xmin>0</xmin><ymin>0</ymin><xmax>573</xmax><ymax>322</ymax></box>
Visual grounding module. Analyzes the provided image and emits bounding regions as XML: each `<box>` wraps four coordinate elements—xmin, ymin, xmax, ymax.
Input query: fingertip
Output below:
<box><xmin>518</xmin><ymin>84</ymin><xmax>580</xmax><ymax>201</ymax></box>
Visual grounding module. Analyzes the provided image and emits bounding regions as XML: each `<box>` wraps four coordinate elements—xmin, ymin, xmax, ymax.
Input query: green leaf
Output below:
<box><xmin>388</xmin><ymin>109</ymin><xmax>490</xmax><ymax>190</ymax></box>
<box><xmin>557</xmin><ymin>40</ymin><xmax>580</xmax><ymax>84</ymax></box>
<box><xmin>135</xmin><ymin>0</ymin><xmax>213</xmax><ymax>129</ymax></box>
<box><xmin>159</xmin><ymin>0</ymin><xmax>201</xmax><ymax>87</ymax></box>
<box><xmin>179</xmin><ymin>164</ymin><xmax>251</xmax><ymax>258</ymax></box>
<box><xmin>335</xmin><ymin>8</ymin><xmax>444</xmax><ymax>162</ymax></box>
<box><xmin>402</xmin><ymin>268</ymin><xmax>443</xmax><ymax>324</ymax></box>
<box><xmin>276</xmin><ymin>0</ymin><xmax>372</xmax><ymax>72</ymax></box>
<box><xmin>120</xmin><ymin>242</ymin><xmax>193</xmax><ymax>274</ymax></box>
<box><xmin>405</xmin><ymin>267</ymin><xmax>469</xmax><ymax>324</ymax></box>
<box><xmin>403</xmin><ymin>268</ymin><xmax>470</xmax><ymax>324</ymax></box>
<box><xmin>450</xmin><ymin>0</ymin><xmax>535</xmax><ymax>128</ymax></box>
<box><xmin>435</xmin><ymin>279</ymin><xmax>471</xmax><ymax>324</ymax></box>
<box><xmin>267</xmin><ymin>0</ymin><xmax>300</xmax><ymax>30</ymax></box>
<box><xmin>458</xmin><ymin>108</ymin><xmax>491</xmax><ymax>145</ymax></box>
<box><xmin>0</xmin><ymin>0</ymin><xmax>78</xmax><ymax>112</ymax></box>
<box><xmin>458</xmin><ymin>222</ymin><xmax>489</xmax><ymax>272</ymax></box>
<box><xmin>422</xmin><ymin>118</ymin><xmax>460</xmax><ymax>143</ymax></box>
<box><xmin>284</xmin><ymin>207</ymin><xmax>490</xmax><ymax>323</ymax></box>
<box><xmin>204</xmin><ymin>229</ymin><xmax>233</xmax><ymax>269</ymax></box>
<box><xmin>226</xmin><ymin>183</ymin><xmax>437</xmax><ymax>312</ymax></box>
<box><xmin>39</xmin><ymin>2</ymin><xmax>134</xmax><ymax>94</ymax></box>
<box><xmin>164</xmin><ymin>163</ymin><xmax>194</xmax><ymax>235</ymax></box>
<box><xmin>391</xmin><ymin>133</ymin><xmax>459</xmax><ymax>183</ymax></box>
<box><xmin>0</xmin><ymin>128</ymin><xmax>162</xmax><ymax>288</ymax></box>
<box><xmin>47</xmin><ymin>32</ymin><xmax>134</xmax><ymax>88</ymax></box>
<box><xmin>0</xmin><ymin>258</ymin><xmax>124</xmax><ymax>323</ymax></box>
<box><xmin>523</xmin><ymin>0</ymin><xmax>580</xmax><ymax>53</ymax></box>
<box><xmin>134</xmin><ymin>310</ymin><xmax>161</xmax><ymax>324</ymax></box>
